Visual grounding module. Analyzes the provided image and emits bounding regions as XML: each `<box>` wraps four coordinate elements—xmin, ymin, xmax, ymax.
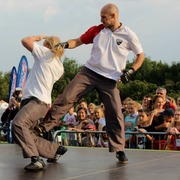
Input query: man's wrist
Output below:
<box><xmin>128</xmin><ymin>67</ymin><xmax>135</xmax><ymax>74</ymax></box>
<box><xmin>55</xmin><ymin>42</ymin><xmax>69</xmax><ymax>48</ymax></box>
<box><xmin>62</xmin><ymin>42</ymin><xmax>69</xmax><ymax>48</ymax></box>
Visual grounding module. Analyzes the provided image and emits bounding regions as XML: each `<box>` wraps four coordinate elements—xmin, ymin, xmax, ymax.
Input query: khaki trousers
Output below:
<box><xmin>44</xmin><ymin>67</ymin><xmax>125</xmax><ymax>152</ymax></box>
<box><xmin>12</xmin><ymin>97</ymin><xmax>59</xmax><ymax>158</ymax></box>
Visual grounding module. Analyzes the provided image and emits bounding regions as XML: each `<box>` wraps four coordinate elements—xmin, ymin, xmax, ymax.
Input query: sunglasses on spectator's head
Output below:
<box><xmin>156</xmin><ymin>92</ymin><xmax>163</xmax><ymax>95</ymax></box>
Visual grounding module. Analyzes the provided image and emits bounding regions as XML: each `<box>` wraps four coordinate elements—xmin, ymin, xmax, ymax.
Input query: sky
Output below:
<box><xmin>0</xmin><ymin>0</ymin><xmax>180</xmax><ymax>73</ymax></box>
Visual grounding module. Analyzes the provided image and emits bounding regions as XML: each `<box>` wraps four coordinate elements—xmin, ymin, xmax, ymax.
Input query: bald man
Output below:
<box><xmin>155</xmin><ymin>87</ymin><xmax>176</xmax><ymax>111</ymax></box>
<box><xmin>42</xmin><ymin>3</ymin><xmax>145</xmax><ymax>164</ymax></box>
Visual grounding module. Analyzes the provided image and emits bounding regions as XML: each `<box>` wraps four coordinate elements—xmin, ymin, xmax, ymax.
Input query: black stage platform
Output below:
<box><xmin>0</xmin><ymin>144</ymin><xmax>179</xmax><ymax>180</ymax></box>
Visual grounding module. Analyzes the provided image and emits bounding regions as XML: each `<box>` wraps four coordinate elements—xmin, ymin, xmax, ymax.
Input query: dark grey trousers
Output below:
<box><xmin>45</xmin><ymin>67</ymin><xmax>125</xmax><ymax>152</ymax></box>
<box><xmin>12</xmin><ymin>98</ymin><xmax>59</xmax><ymax>158</ymax></box>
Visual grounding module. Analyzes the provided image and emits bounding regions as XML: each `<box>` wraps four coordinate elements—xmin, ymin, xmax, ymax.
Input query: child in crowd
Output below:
<box><xmin>87</xmin><ymin>103</ymin><xmax>96</xmax><ymax>121</ymax></box>
<box><xmin>62</xmin><ymin>106</ymin><xmax>77</xmax><ymax>128</ymax></box>
<box><xmin>94</xmin><ymin>106</ymin><xmax>106</xmax><ymax>131</ymax></box>
<box><xmin>131</xmin><ymin>109</ymin><xmax>155</xmax><ymax>149</ymax></box>
<box><xmin>124</xmin><ymin>100</ymin><xmax>141</xmax><ymax>147</ymax></box>
<box><xmin>62</xmin><ymin>106</ymin><xmax>77</xmax><ymax>145</ymax></box>
<box><xmin>164</xmin><ymin>108</ymin><xmax>180</xmax><ymax>150</ymax></box>
<box><xmin>94</xmin><ymin>106</ymin><xmax>106</xmax><ymax>146</ymax></box>
<box><xmin>122</xmin><ymin>97</ymin><xmax>133</xmax><ymax>118</ymax></box>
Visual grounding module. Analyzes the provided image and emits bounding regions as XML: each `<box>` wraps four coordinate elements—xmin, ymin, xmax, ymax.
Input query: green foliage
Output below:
<box><xmin>118</xmin><ymin>80</ymin><xmax>157</xmax><ymax>102</ymax></box>
<box><xmin>0</xmin><ymin>57</ymin><xmax>180</xmax><ymax>104</ymax></box>
<box><xmin>0</xmin><ymin>71</ymin><xmax>11</xmax><ymax>101</ymax></box>
<box><xmin>52</xmin><ymin>57</ymin><xmax>82</xmax><ymax>101</ymax></box>
<box><xmin>82</xmin><ymin>89</ymin><xmax>101</xmax><ymax>105</ymax></box>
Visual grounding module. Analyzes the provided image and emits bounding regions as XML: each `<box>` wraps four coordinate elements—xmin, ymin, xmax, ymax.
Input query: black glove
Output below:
<box><xmin>120</xmin><ymin>67</ymin><xmax>135</xmax><ymax>84</ymax></box>
<box><xmin>54</xmin><ymin>42</ymin><xmax>69</xmax><ymax>49</ymax></box>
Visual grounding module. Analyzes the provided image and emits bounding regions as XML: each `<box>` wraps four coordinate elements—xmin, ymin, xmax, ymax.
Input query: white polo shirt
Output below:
<box><xmin>22</xmin><ymin>43</ymin><xmax>64</xmax><ymax>104</ymax></box>
<box><xmin>80</xmin><ymin>24</ymin><xmax>143</xmax><ymax>81</ymax></box>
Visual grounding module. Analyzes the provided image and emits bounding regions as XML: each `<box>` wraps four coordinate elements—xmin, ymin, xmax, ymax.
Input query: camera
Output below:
<box><xmin>15</xmin><ymin>96</ymin><xmax>22</xmax><ymax>103</ymax></box>
<box><xmin>13</xmin><ymin>90</ymin><xmax>22</xmax><ymax>103</ymax></box>
<box><xmin>14</xmin><ymin>90</ymin><xmax>21</xmax><ymax>97</ymax></box>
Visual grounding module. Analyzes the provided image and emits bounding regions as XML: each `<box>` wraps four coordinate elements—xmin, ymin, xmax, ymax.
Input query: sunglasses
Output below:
<box><xmin>156</xmin><ymin>92</ymin><xmax>163</xmax><ymax>95</ymax></box>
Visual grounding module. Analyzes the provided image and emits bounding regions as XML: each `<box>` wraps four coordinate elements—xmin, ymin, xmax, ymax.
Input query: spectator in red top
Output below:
<box><xmin>155</xmin><ymin>87</ymin><xmax>176</xmax><ymax>111</ymax></box>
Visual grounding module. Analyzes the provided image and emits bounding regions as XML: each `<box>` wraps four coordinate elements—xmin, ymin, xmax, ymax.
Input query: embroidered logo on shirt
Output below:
<box><xmin>116</xmin><ymin>39</ymin><xmax>123</xmax><ymax>46</ymax></box>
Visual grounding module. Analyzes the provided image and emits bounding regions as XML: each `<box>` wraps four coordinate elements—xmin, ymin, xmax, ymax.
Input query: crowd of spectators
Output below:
<box><xmin>51</xmin><ymin>87</ymin><xmax>180</xmax><ymax>150</ymax></box>
<box><xmin>0</xmin><ymin>88</ymin><xmax>22</xmax><ymax>143</ymax></box>
<box><xmin>122</xmin><ymin>87</ymin><xmax>179</xmax><ymax>150</ymax></box>
<box><xmin>1</xmin><ymin>87</ymin><xmax>180</xmax><ymax>151</ymax></box>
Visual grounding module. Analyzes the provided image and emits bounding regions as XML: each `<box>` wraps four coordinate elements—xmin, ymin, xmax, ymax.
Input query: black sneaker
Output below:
<box><xmin>47</xmin><ymin>146</ymin><xmax>68</xmax><ymax>163</ymax></box>
<box><xmin>24</xmin><ymin>159</ymin><xmax>45</xmax><ymax>171</ymax></box>
<box><xmin>116</xmin><ymin>151</ymin><xmax>128</xmax><ymax>164</ymax></box>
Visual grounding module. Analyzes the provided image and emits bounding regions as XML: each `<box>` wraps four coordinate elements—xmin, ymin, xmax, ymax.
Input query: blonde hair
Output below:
<box><xmin>170</xmin><ymin>108</ymin><xmax>180</xmax><ymax>127</ymax></box>
<box><xmin>167</xmin><ymin>96</ymin><xmax>177</xmax><ymax>107</ymax></box>
<box><xmin>88</xmin><ymin>103</ymin><xmax>96</xmax><ymax>109</ymax></box>
<box><xmin>128</xmin><ymin>100</ymin><xmax>141</xmax><ymax>111</ymax></box>
<box><xmin>94</xmin><ymin>106</ymin><xmax>105</xmax><ymax>118</ymax></box>
<box><xmin>123</xmin><ymin>97</ymin><xmax>133</xmax><ymax>104</ymax></box>
<box><xmin>44</xmin><ymin>36</ymin><xmax>64</xmax><ymax>58</ymax></box>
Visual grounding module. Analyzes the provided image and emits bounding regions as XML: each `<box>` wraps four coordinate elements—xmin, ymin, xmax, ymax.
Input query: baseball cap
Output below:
<box><xmin>15</xmin><ymin>87</ymin><xmax>22</xmax><ymax>91</ymax></box>
<box><xmin>161</xmin><ymin>108</ymin><xmax>174</xmax><ymax>117</ymax></box>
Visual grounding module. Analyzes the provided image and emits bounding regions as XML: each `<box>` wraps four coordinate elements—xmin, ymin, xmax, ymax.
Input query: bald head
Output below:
<box><xmin>101</xmin><ymin>3</ymin><xmax>119</xmax><ymax>17</ymax></box>
<box><xmin>100</xmin><ymin>3</ymin><xmax>120</xmax><ymax>31</ymax></box>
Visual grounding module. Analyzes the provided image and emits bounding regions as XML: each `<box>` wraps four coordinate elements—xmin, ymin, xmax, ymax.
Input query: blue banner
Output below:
<box><xmin>9</xmin><ymin>66</ymin><xmax>17</xmax><ymax>103</ymax></box>
<box><xmin>16</xmin><ymin>55</ymin><xmax>29</xmax><ymax>90</ymax></box>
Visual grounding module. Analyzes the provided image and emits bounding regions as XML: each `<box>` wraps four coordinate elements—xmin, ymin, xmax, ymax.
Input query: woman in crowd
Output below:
<box><xmin>68</xmin><ymin>107</ymin><xmax>96</xmax><ymax>146</ymax></box>
<box><xmin>150</xmin><ymin>95</ymin><xmax>165</xmax><ymax>127</ymax></box>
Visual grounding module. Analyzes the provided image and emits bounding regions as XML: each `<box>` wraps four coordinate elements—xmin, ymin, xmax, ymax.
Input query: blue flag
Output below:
<box><xmin>9</xmin><ymin>66</ymin><xmax>17</xmax><ymax>103</ymax></box>
<box><xmin>16</xmin><ymin>55</ymin><xmax>29</xmax><ymax>90</ymax></box>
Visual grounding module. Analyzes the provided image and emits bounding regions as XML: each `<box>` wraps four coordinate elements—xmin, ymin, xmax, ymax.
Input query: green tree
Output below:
<box><xmin>52</xmin><ymin>57</ymin><xmax>81</xmax><ymax>101</ymax></box>
<box><xmin>118</xmin><ymin>80</ymin><xmax>157</xmax><ymax>102</ymax></box>
<box><xmin>0</xmin><ymin>71</ymin><xmax>11</xmax><ymax>102</ymax></box>
<box><xmin>1</xmin><ymin>57</ymin><xmax>180</xmax><ymax>105</ymax></box>
<box><xmin>52</xmin><ymin>57</ymin><xmax>102</xmax><ymax>104</ymax></box>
